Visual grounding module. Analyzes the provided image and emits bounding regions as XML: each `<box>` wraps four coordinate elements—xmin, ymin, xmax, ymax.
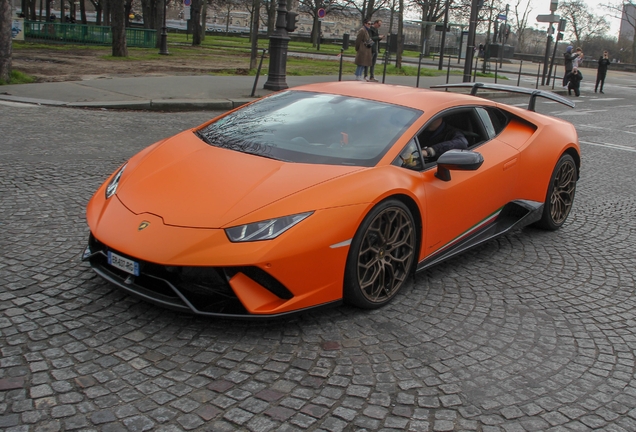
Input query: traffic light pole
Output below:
<box><xmin>264</xmin><ymin>0</ymin><xmax>292</xmax><ymax>90</ymax></box>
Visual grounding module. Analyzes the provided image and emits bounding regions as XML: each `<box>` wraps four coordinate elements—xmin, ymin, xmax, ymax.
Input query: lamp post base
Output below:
<box><xmin>263</xmin><ymin>34</ymin><xmax>289</xmax><ymax>91</ymax></box>
<box><xmin>159</xmin><ymin>28</ymin><xmax>169</xmax><ymax>55</ymax></box>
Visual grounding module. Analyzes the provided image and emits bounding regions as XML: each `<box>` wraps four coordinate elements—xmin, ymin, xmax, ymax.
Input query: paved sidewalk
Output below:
<box><xmin>0</xmin><ymin>72</ymin><xmax>569</xmax><ymax>111</ymax></box>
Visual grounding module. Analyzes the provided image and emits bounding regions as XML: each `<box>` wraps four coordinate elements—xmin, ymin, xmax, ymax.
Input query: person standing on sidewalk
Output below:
<box><xmin>354</xmin><ymin>21</ymin><xmax>373</xmax><ymax>81</ymax></box>
<box><xmin>367</xmin><ymin>20</ymin><xmax>384</xmax><ymax>82</ymax></box>
<box><xmin>595</xmin><ymin>50</ymin><xmax>611</xmax><ymax>93</ymax></box>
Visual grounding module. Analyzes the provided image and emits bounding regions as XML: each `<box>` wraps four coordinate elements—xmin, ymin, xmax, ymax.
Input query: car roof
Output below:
<box><xmin>289</xmin><ymin>81</ymin><xmax>494</xmax><ymax>111</ymax></box>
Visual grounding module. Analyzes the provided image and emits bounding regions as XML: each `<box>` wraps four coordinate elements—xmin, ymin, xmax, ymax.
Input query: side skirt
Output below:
<box><xmin>416</xmin><ymin>200</ymin><xmax>543</xmax><ymax>272</ymax></box>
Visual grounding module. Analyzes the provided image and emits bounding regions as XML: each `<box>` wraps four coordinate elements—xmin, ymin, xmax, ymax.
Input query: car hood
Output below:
<box><xmin>116</xmin><ymin>131</ymin><xmax>363</xmax><ymax>228</ymax></box>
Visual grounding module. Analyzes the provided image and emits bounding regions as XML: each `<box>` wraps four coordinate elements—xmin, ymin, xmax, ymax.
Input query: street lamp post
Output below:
<box><xmin>438</xmin><ymin>0</ymin><xmax>450</xmax><ymax>71</ymax></box>
<box><xmin>159</xmin><ymin>0</ymin><xmax>169</xmax><ymax>55</ymax></box>
<box><xmin>462</xmin><ymin>0</ymin><xmax>481</xmax><ymax>82</ymax></box>
<box><xmin>264</xmin><ymin>0</ymin><xmax>291</xmax><ymax>90</ymax></box>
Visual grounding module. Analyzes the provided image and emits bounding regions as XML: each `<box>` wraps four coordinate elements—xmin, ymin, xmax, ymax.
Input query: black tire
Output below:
<box><xmin>534</xmin><ymin>153</ymin><xmax>577</xmax><ymax>230</ymax></box>
<box><xmin>344</xmin><ymin>200</ymin><xmax>417</xmax><ymax>309</ymax></box>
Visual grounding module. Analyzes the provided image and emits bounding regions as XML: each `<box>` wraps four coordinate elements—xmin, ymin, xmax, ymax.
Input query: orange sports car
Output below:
<box><xmin>83</xmin><ymin>82</ymin><xmax>579</xmax><ymax>318</ymax></box>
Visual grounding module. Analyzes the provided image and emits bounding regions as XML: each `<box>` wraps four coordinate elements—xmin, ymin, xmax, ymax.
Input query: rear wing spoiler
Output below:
<box><xmin>430</xmin><ymin>82</ymin><xmax>575</xmax><ymax>112</ymax></box>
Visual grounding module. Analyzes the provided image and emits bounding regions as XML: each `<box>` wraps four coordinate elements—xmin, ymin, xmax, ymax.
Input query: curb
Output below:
<box><xmin>0</xmin><ymin>96</ymin><xmax>258</xmax><ymax>111</ymax></box>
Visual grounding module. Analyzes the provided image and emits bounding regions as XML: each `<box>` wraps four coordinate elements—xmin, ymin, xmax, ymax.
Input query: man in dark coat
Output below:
<box><xmin>420</xmin><ymin>118</ymin><xmax>469</xmax><ymax>160</ymax></box>
<box><xmin>367</xmin><ymin>20</ymin><xmax>384</xmax><ymax>82</ymax></box>
<box><xmin>354</xmin><ymin>21</ymin><xmax>373</xmax><ymax>81</ymax></box>
<box><xmin>595</xmin><ymin>50</ymin><xmax>611</xmax><ymax>93</ymax></box>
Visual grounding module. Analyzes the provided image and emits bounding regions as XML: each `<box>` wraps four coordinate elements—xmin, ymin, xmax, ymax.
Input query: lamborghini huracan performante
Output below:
<box><xmin>83</xmin><ymin>82</ymin><xmax>580</xmax><ymax>318</ymax></box>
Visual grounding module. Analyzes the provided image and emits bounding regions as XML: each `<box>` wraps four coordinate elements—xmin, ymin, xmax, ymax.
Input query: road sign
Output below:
<box><xmin>183</xmin><ymin>0</ymin><xmax>191</xmax><ymax>6</ymax></box>
<box><xmin>317</xmin><ymin>8</ymin><xmax>326</xmax><ymax>19</ymax></box>
<box><xmin>498</xmin><ymin>14</ymin><xmax>507</xmax><ymax>20</ymax></box>
<box><xmin>183</xmin><ymin>5</ymin><xmax>191</xmax><ymax>20</ymax></box>
<box><xmin>536</xmin><ymin>13</ymin><xmax>559</xmax><ymax>22</ymax></box>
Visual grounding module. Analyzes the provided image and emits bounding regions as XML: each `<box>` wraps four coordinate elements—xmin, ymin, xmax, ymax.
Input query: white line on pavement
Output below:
<box><xmin>580</xmin><ymin>140</ymin><xmax>636</xmax><ymax>153</ymax></box>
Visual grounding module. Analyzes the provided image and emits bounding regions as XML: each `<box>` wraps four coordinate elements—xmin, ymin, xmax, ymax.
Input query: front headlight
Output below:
<box><xmin>105</xmin><ymin>163</ymin><xmax>127</xmax><ymax>199</ymax></box>
<box><xmin>225</xmin><ymin>212</ymin><xmax>313</xmax><ymax>242</ymax></box>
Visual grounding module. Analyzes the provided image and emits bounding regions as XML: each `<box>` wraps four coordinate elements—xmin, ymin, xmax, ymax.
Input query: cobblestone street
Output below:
<box><xmin>2</xmin><ymin>95</ymin><xmax>636</xmax><ymax>431</ymax></box>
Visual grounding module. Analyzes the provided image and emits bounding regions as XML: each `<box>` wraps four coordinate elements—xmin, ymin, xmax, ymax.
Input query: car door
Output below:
<box><xmin>420</xmin><ymin>107</ymin><xmax>519</xmax><ymax>259</ymax></box>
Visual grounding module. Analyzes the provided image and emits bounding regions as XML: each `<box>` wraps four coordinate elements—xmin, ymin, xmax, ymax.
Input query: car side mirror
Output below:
<box><xmin>435</xmin><ymin>150</ymin><xmax>484</xmax><ymax>181</ymax></box>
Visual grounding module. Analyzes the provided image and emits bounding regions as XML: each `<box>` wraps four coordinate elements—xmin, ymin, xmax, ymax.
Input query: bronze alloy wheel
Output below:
<box><xmin>549</xmin><ymin>157</ymin><xmax>577</xmax><ymax>225</ymax></box>
<box><xmin>351</xmin><ymin>202</ymin><xmax>416</xmax><ymax>306</ymax></box>
<box><xmin>535</xmin><ymin>153</ymin><xmax>578</xmax><ymax>230</ymax></box>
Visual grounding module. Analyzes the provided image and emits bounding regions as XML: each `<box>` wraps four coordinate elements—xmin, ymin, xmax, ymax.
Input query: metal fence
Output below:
<box><xmin>24</xmin><ymin>21</ymin><xmax>156</xmax><ymax>48</ymax></box>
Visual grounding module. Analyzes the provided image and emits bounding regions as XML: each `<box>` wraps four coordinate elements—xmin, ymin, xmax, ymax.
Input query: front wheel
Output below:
<box><xmin>344</xmin><ymin>200</ymin><xmax>417</xmax><ymax>309</ymax></box>
<box><xmin>534</xmin><ymin>153</ymin><xmax>577</xmax><ymax>230</ymax></box>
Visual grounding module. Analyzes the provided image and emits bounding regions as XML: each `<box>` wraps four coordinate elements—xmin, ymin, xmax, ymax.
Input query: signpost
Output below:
<box><xmin>537</xmin><ymin>0</ymin><xmax>560</xmax><ymax>86</ymax></box>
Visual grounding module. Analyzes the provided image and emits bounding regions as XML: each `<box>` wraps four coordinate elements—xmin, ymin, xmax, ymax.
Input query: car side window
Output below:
<box><xmin>392</xmin><ymin>138</ymin><xmax>423</xmax><ymax>171</ymax></box>
<box><xmin>476</xmin><ymin>107</ymin><xmax>508</xmax><ymax>139</ymax></box>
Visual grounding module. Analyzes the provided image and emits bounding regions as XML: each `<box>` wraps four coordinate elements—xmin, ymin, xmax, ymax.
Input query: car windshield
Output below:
<box><xmin>197</xmin><ymin>91</ymin><xmax>421</xmax><ymax>167</ymax></box>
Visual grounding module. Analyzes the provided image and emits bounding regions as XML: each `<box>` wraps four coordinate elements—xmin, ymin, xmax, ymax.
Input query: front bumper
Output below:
<box><xmin>82</xmin><ymin>234</ymin><xmax>341</xmax><ymax>319</ymax></box>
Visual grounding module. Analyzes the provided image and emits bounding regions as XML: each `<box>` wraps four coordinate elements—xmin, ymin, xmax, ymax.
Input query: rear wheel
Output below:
<box><xmin>344</xmin><ymin>200</ymin><xmax>416</xmax><ymax>309</ymax></box>
<box><xmin>535</xmin><ymin>153</ymin><xmax>577</xmax><ymax>230</ymax></box>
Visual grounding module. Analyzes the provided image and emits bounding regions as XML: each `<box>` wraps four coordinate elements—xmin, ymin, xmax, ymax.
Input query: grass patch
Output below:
<box><xmin>0</xmin><ymin>70</ymin><xmax>36</xmax><ymax>85</ymax></box>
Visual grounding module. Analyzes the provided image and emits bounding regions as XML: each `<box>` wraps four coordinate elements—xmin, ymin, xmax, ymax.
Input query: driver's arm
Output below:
<box><xmin>423</xmin><ymin>130</ymin><xmax>468</xmax><ymax>158</ymax></box>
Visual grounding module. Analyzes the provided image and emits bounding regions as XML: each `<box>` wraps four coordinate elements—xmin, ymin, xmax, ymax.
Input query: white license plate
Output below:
<box><xmin>108</xmin><ymin>251</ymin><xmax>140</xmax><ymax>276</ymax></box>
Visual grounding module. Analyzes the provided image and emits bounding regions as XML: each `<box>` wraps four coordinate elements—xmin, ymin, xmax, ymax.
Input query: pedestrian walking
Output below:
<box><xmin>595</xmin><ymin>50</ymin><xmax>610</xmax><ymax>93</ymax></box>
<box><xmin>354</xmin><ymin>21</ymin><xmax>373</xmax><ymax>81</ymax></box>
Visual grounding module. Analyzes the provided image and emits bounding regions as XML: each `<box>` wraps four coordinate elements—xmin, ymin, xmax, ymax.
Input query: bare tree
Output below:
<box><xmin>111</xmin><ymin>0</ymin><xmax>128</xmax><ymax>56</ymax></box>
<box><xmin>0</xmin><ymin>0</ymin><xmax>10</xmax><ymax>83</ymax></box>
<box><xmin>342</xmin><ymin>0</ymin><xmax>390</xmax><ymax>25</ymax></box>
<box><xmin>511</xmin><ymin>0</ymin><xmax>532</xmax><ymax>52</ymax></box>
<box><xmin>558</xmin><ymin>0</ymin><xmax>609</xmax><ymax>46</ymax></box>
<box><xmin>410</xmin><ymin>0</ymin><xmax>445</xmax><ymax>55</ymax></box>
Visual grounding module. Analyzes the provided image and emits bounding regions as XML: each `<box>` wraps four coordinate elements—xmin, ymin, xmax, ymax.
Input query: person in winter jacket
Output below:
<box><xmin>566</xmin><ymin>67</ymin><xmax>583</xmax><ymax>97</ymax></box>
<box><xmin>563</xmin><ymin>46</ymin><xmax>582</xmax><ymax>87</ymax></box>
<box><xmin>354</xmin><ymin>21</ymin><xmax>373</xmax><ymax>81</ymax></box>
<box><xmin>595</xmin><ymin>50</ymin><xmax>611</xmax><ymax>93</ymax></box>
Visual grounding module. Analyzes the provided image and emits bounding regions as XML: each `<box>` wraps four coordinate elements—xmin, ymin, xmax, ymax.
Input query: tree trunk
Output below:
<box><xmin>249</xmin><ymin>0</ymin><xmax>260</xmax><ymax>69</ymax></box>
<box><xmin>312</xmin><ymin>13</ymin><xmax>319</xmax><ymax>47</ymax></box>
<box><xmin>111</xmin><ymin>0</ymin><xmax>128</xmax><ymax>56</ymax></box>
<box><xmin>0</xmin><ymin>0</ymin><xmax>11</xmax><ymax>83</ymax></box>
<box><xmin>80</xmin><ymin>0</ymin><xmax>86</xmax><ymax>23</ymax></box>
<box><xmin>103</xmin><ymin>0</ymin><xmax>111</xmax><ymax>26</ymax></box>
<box><xmin>395</xmin><ymin>0</ymin><xmax>403</xmax><ymax>68</ymax></box>
<box><xmin>90</xmin><ymin>0</ymin><xmax>102</xmax><ymax>24</ymax></box>
<box><xmin>29</xmin><ymin>0</ymin><xmax>36</xmax><ymax>20</ymax></box>
<box><xmin>140</xmin><ymin>0</ymin><xmax>153</xmax><ymax>28</ymax></box>
<box><xmin>201</xmin><ymin>0</ymin><xmax>207</xmax><ymax>41</ymax></box>
<box><xmin>191</xmin><ymin>0</ymin><xmax>202</xmax><ymax>45</ymax></box>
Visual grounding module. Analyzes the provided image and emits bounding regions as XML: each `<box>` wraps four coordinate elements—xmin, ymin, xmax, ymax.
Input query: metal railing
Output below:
<box><xmin>24</xmin><ymin>21</ymin><xmax>156</xmax><ymax>48</ymax></box>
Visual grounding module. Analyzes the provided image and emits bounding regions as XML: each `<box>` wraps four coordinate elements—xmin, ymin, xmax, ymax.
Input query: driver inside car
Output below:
<box><xmin>420</xmin><ymin>117</ymin><xmax>469</xmax><ymax>160</ymax></box>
